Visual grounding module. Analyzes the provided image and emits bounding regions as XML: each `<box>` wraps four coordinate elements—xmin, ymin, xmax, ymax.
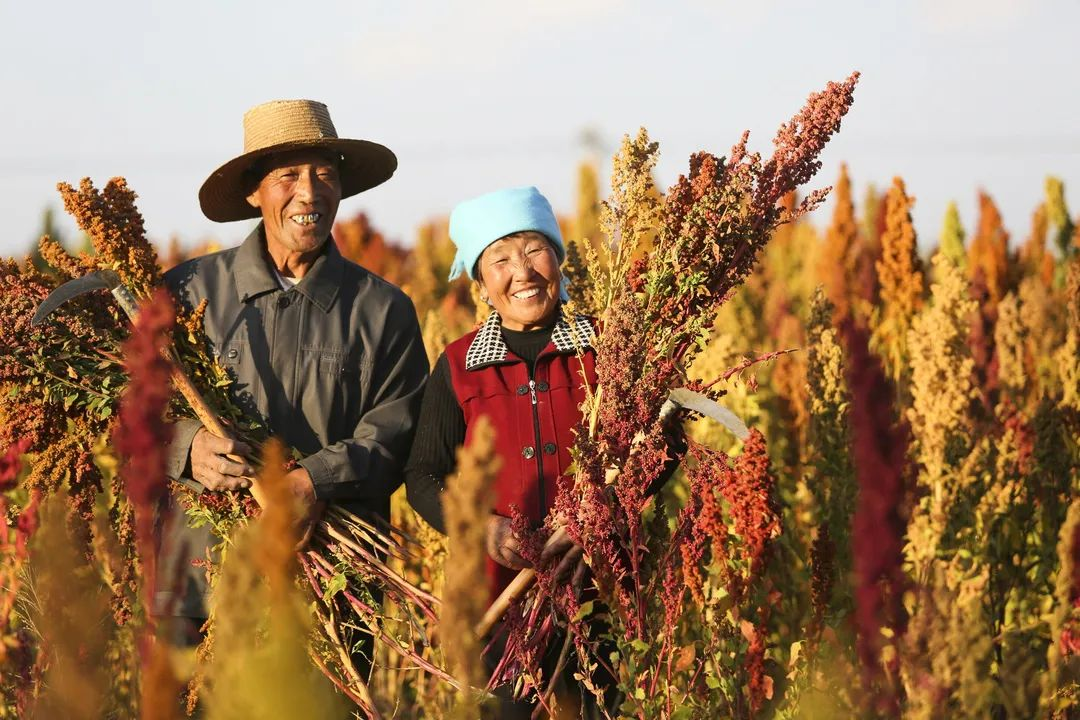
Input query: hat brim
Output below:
<box><xmin>198</xmin><ymin>138</ymin><xmax>397</xmax><ymax>222</ymax></box>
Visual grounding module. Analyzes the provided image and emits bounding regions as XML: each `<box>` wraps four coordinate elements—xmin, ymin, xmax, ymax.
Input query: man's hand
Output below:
<box><xmin>486</xmin><ymin>515</ymin><xmax>532</xmax><ymax>570</ymax></box>
<box><xmin>539</xmin><ymin>525</ymin><xmax>588</xmax><ymax>593</ymax></box>
<box><xmin>286</xmin><ymin>467</ymin><xmax>325</xmax><ymax>551</ymax></box>
<box><xmin>190</xmin><ymin>428</ymin><xmax>254</xmax><ymax>491</ymax></box>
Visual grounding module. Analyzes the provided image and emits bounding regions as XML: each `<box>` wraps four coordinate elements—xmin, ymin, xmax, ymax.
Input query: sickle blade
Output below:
<box><xmin>31</xmin><ymin>271</ymin><xmax>117</xmax><ymax>327</ymax></box>
<box><xmin>668</xmin><ymin>387</ymin><xmax>750</xmax><ymax>440</ymax></box>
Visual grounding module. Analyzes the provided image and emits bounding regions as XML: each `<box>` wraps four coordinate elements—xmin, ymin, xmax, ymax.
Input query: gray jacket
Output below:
<box><xmin>159</xmin><ymin>224</ymin><xmax>427</xmax><ymax>616</ymax></box>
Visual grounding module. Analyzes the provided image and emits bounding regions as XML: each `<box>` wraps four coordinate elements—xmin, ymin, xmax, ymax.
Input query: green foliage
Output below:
<box><xmin>1045</xmin><ymin>176</ymin><xmax>1076</xmax><ymax>260</ymax></box>
<box><xmin>939</xmin><ymin>200</ymin><xmax>967</xmax><ymax>271</ymax></box>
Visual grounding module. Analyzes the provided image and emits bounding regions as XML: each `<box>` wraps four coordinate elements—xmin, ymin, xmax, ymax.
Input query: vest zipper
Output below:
<box><xmin>528</xmin><ymin>376</ymin><xmax>545</xmax><ymax>518</ymax></box>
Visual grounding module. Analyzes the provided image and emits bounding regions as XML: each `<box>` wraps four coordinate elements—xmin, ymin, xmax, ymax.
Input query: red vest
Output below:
<box><xmin>445</xmin><ymin>312</ymin><xmax>597</xmax><ymax>598</ymax></box>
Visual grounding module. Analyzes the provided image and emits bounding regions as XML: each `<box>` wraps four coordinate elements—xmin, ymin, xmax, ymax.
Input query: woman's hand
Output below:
<box><xmin>486</xmin><ymin>515</ymin><xmax>532</xmax><ymax>570</ymax></box>
<box><xmin>539</xmin><ymin>525</ymin><xmax>589</xmax><ymax>593</ymax></box>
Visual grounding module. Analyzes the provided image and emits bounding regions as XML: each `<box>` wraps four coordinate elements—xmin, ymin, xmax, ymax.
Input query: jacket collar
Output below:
<box><xmin>465</xmin><ymin>309</ymin><xmax>596</xmax><ymax>371</ymax></box>
<box><xmin>233</xmin><ymin>223</ymin><xmax>344</xmax><ymax>313</ymax></box>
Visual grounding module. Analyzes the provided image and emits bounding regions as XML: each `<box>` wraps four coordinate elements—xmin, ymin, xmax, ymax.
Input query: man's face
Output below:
<box><xmin>245</xmin><ymin>149</ymin><xmax>342</xmax><ymax>257</ymax></box>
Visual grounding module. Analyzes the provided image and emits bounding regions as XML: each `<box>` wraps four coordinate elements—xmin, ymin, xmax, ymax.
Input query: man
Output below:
<box><xmin>159</xmin><ymin>99</ymin><xmax>428</xmax><ymax>640</ymax></box>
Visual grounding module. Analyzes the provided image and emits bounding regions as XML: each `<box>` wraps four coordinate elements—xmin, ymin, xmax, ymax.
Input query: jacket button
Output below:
<box><xmin>277</xmin><ymin>294</ymin><xmax>292</xmax><ymax>309</ymax></box>
<box><xmin>536</xmin><ymin>381</ymin><xmax>550</xmax><ymax>392</ymax></box>
<box><xmin>226</xmin><ymin>348</ymin><xmax>239</xmax><ymax>359</ymax></box>
<box><xmin>522</xmin><ymin>446</ymin><xmax>535</xmax><ymax>459</ymax></box>
<box><xmin>543</xmin><ymin>442</ymin><xmax>557</xmax><ymax>455</ymax></box>
<box><xmin>516</xmin><ymin>384</ymin><xmax>529</xmax><ymax>395</ymax></box>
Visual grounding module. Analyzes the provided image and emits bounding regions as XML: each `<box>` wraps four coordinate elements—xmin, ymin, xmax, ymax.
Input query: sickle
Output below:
<box><xmin>31</xmin><ymin>269</ymin><xmax>128</xmax><ymax>326</ymax></box>
<box><xmin>32</xmin><ymin>269</ymin><xmax>265</xmax><ymax>505</ymax></box>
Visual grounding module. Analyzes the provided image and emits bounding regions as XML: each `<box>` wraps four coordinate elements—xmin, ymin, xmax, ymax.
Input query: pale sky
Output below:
<box><xmin>2</xmin><ymin>0</ymin><xmax>1078</xmax><ymax>258</ymax></box>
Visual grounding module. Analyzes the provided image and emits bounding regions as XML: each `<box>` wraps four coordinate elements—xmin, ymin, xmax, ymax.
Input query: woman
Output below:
<box><xmin>404</xmin><ymin>186</ymin><xmax>598</xmax><ymax>714</ymax></box>
<box><xmin>405</xmin><ymin>186</ymin><xmax>591</xmax><ymax>595</ymax></box>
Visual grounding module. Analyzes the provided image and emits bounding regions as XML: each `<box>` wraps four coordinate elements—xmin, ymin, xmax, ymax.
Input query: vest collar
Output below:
<box><xmin>464</xmin><ymin>310</ymin><xmax>596</xmax><ymax>371</ymax></box>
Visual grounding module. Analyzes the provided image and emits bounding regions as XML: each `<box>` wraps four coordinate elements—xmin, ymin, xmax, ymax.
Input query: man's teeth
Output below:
<box><xmin>291</xmin><ymin>213</ymin><xmax>321</xmax><ymax>225</ymax></box>
<box><xmin>513</xmin><ymin>288</ymin><xmax>540</xmax><ymax>300</ymax></box>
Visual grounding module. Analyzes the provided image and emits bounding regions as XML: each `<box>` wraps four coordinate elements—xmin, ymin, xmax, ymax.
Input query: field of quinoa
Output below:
<box><xmin>0</xmin><ymin>74</ymin><xmax>1077</xmax><ymax>719</ymax></box>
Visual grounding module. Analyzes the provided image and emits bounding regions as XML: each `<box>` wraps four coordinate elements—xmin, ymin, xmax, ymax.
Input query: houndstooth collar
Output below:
<box><xmin>464</xmin><ymin>310</ymin><xmax>596</xmax><ymax>371</ymax></box>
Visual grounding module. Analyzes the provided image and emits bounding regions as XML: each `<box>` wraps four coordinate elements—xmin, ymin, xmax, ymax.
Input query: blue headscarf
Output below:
<box><xmin>448</xmin><ymin>186</ymin><xmax>569</xmax><ymax>301</ymax></box>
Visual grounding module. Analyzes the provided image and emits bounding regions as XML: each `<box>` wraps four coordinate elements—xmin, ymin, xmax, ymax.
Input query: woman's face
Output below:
<box><xmin>477</xmin><ymin>232</ymin><xmax>562</xmax><ymax>331</ymax></box>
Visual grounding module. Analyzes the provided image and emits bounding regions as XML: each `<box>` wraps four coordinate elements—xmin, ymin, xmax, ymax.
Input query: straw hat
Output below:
<box><xmin>199</xmin><ymin>99</ymin><xmax>397</xmax><ymax>222</ymax></box>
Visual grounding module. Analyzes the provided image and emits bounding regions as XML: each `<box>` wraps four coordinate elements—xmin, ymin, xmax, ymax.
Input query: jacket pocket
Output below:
<box><xmin>298</xmin><ymin>347</ymin><xmax>363</xmax><ymax>441</ymax></box>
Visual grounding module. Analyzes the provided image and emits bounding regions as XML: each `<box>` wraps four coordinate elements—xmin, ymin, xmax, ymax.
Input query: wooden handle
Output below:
<box><xmin>168</xmin><ymin>367</ymin><xmax>267</xmax><ymax>508</ymax></box>
<box><xmin>474</xmin><ymin>568</ymin><xmax>537</xmax><ymax>638</ymax></box>
<box><xmin>110</xmin><ymin>284</ymin><xmax>267</xmax><ymax>508</ymax></box>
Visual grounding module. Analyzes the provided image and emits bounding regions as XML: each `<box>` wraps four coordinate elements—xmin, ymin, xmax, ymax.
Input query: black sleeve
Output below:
<box><xmin>404</xmin><ymin>353</ymin><xmax>465</xmax><ymax>534</ymax></box>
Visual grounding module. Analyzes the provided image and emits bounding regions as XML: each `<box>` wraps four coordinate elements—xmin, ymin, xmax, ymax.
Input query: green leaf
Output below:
<box><xmin>572</xmin><ymin>600</ymin><xmax>595</xmax><ymax>623</ymax></box>
<box><xmin>630</xmin><ymin>639</ymin><xmax>650</xmax><ymax>654</ymax></box>
<box><xmin>705</xmin><ymin>675</ymin><xmax>721</xmax><ymax>690</ymax></box>
<box><xmin>322</xmin><ymin>572</ymin><xmax>348</xmax><ymax>603</ymax></box>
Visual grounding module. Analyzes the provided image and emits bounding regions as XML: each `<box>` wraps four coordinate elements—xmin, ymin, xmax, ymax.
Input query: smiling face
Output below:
<box><xmin>245</xmin><ymin>149</ymin><xmax>342</xmax><ymax>263</ymax></box>
<box><xmin>476</xmin><ymin>231</ymin><xmax>562</xmax><ymax>331</ymax></box>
